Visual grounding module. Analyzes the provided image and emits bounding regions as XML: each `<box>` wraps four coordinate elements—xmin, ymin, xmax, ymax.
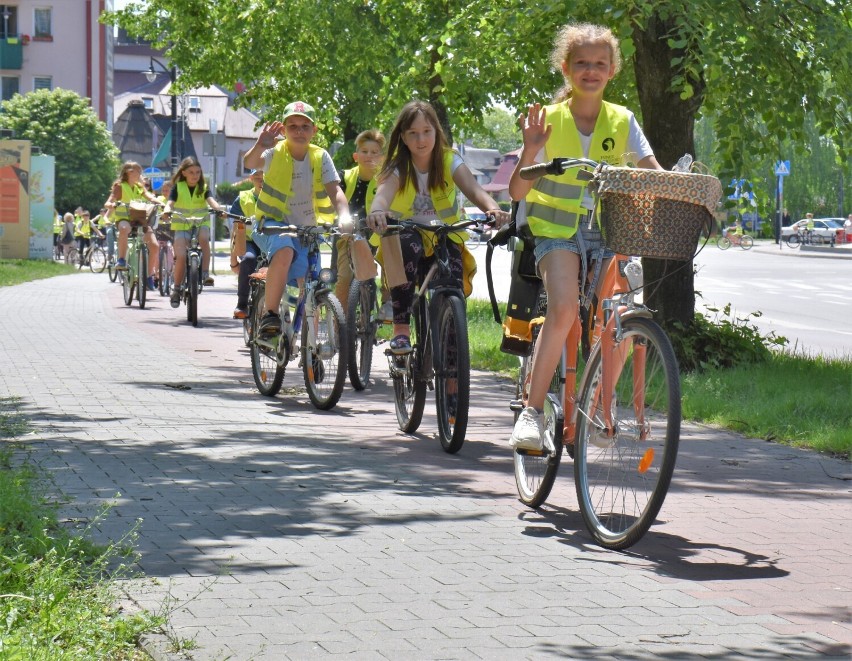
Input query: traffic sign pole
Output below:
<box><xmin>775</xmin><ymin>161</ymin><xmax>790</xmax><ymax>250</ymax></box>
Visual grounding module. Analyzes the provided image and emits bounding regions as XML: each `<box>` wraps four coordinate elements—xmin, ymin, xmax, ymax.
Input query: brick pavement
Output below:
<box><xmin>0</xmin><ymin>271</ymin><xmax>849</xmax><ymax>660</ymax></box>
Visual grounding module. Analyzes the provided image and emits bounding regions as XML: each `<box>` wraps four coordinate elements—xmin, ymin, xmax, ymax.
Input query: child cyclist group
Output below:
<box><xmin>107</xmin><ymin>21</ymin><xmax>663</xmax><ymax>460</ymax></box>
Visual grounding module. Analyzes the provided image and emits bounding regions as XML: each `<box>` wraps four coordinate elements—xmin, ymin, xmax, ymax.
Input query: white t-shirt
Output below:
<box><xmin>535</xmin><ymin>111</ymin><xmax>654</xmax><ymax>164</ymax></box>
<box><xmin>262</xmin><ymin>146</ymin><xmax>339</xmax><ymax>226</ymax></box>
<box><xmin>398</xmin><ymin>152</ymin><xmax>465</xmax><ymax>223</ymax></box>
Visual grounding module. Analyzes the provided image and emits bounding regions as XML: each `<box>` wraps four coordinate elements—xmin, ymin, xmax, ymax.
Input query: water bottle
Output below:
<box><xmin>673</xmin><ymin>154</ymin><xmax>693</xmax><ymax>173</ymax></box>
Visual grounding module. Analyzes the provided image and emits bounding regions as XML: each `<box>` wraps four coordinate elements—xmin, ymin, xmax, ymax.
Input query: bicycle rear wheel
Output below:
<box><xmin>137</xmin><ymin>247</ymin><xmax>148</xmax><ymax>309</ymax></box>
<box><xmin>433</xmin><ymin>294</ymin><xmax>470</xmax><ymax>454</ymax></box>
<box><xmin>302</xmin><ymin>292</ymin><xmax>348</xmax><ymax>410</ymax></box>
<box><xmin>187</xmin><ymin>254</ymin><xmax>199</xmax><ymax>326</ymax></box>
<box><xmin>740</xmin><ymin>235</ymin><xmax>754</xmax><ymax>250</ymax></box>
<box><xmin>250</xmin><ymin>282</ymin><xmax>286</xmax><ymax>396</ymax></box>
<box><xmin>347</xmin><ymin>278</ymin><xmax>377</xmax><ymax>391</ymax></box>
<box><xmin>785</xmin><ymin>234</ymin><xmax>801</xmax><ymax>249</ymax></box>
<box><xmin>158</xmin><ymin>246</ymin><xmax>172</xmax><ymax>296</ymax></box>
<box><xmin>574</xmin><ymin>316</ymin><xmax>680</xmax><ymax>550</ymax></box>
<box><xmin>65</xmin><ymin>247</ymin><xmax>79</xmax><ymax>266</ymax></box>
<box><xmin>513</xmin><ymin>321</ymin><xmax>563</xmax><ymax>508</ymax></box>
<box><xmin>89</xmin><ymin>247</ymin><xmax>107</xmax><ymax>273</ymax></box>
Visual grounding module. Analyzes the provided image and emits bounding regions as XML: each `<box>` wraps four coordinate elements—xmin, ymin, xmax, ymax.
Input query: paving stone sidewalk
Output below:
<box><xmin>0</xmin><ymin>272</ymin><xmax>849</xmax><ymax>660</ymax></box>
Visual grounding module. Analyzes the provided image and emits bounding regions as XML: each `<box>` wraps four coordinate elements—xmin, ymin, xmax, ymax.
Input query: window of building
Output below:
<box><xmin>1</xmin><ymin>75</ymin><xmax>19</xmax><ymax>101</ymax></box>
<box><xmin>33</xmin><ymin>76</ymin><xmax>52</xmax><ymax>91</ymax></box>
<box><xmin>188</xmin><ymin>96</ymin><xmax>201</xmax><ymax>111</ymax></box>
<box><xmin>0</xmin><ymin>5</ymin><xmax>18</xmax><ymax>39</ymax></box>
<box><xmin>142</xmin><ymin>97</ymin><xmax>154</xmax><ymax>110</ymax></box>
<box><xmin>33</xmin><ymin>8</ymin><xmax>51</xmax><ymax>38</ymax></box>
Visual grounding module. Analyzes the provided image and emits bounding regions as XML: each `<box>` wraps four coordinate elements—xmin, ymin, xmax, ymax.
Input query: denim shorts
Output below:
<box><xmin>533</xmin><ymin>230</ymin><xmax>614</xmax><ymax>276</ymax></box>
<box><xmin>173</xmin><ymin>227</ymin><xmax>210</xmax><ymax>243</ymax></box>
<box><xmin>252</xmin><ymin>232</ymin><xmax>310</xmax><ymax>284</ymax></box>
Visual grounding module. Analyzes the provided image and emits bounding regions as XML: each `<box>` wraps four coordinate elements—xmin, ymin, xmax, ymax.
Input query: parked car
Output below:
<box><xmin>780</xmin><ymin>218</ymin><xmax>844</xmax><ymax>241</ymax></box>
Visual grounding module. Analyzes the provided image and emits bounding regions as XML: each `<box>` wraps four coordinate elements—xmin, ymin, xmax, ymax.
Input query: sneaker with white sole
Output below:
<box><xmin>510</xmin><ymin>407</ymin><xmax>544</xmax><ymax>451</ymax></box>
<box><xmin>378</xmin><ymin>301</ymin><xmax>394</xmax><ymax>322</ymax></box>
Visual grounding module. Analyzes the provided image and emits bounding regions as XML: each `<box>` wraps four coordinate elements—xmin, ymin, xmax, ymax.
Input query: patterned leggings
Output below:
<box><xmin>391</xmin><ymin>227</ymin><xmax>463</xmax><ymax>326</ymax></box>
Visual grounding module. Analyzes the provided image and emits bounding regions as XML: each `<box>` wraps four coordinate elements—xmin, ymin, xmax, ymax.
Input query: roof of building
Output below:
<box><xmin>481</xmin><ymin>151</ymin><xmax>518</xmax><ymax>192</ymax></box>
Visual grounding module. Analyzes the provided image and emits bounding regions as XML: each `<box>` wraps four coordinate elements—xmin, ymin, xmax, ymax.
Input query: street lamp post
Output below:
<box><xmin>144</xmin><ymin>57</ymin><xmax>179</xmax><ymax>174</ymax></box>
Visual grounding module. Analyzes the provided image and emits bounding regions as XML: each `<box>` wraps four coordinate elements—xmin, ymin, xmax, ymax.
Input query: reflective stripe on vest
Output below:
<box><xmin>527</xmin><ymin>101</ymin><xmax>630</xmax><ymax>239</ymax></box>
<box><xmin>173</xmin><ymin>181</ymin><xmax>208</xmax><ymax>231</ymax></box>
<box><xmin>114</xmin><ymin>182</ymin><xmax>147</xmax><ymax>222</ymax></box>
<box><xmin>256</xmin><ymin>142</ymin><xmax>335</xmax><ymax>223</ymax></box>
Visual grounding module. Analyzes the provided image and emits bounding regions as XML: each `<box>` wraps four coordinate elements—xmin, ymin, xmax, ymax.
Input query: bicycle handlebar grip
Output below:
<box><xmin>518</xmin><ymin>158</ymin><xmax>569</xmax><ymax>180</ymax></box>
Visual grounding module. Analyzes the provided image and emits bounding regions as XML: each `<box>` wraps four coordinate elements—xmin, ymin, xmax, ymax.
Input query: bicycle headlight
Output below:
<box><xmin>318</xmin><ymin>267</ymin><xmax>334</xmax><ymax>284</ymax></box>
<box><xmin>624</xmin><ymin>260</ymin><xmax>643</xmax><ymax>292</ymax></box>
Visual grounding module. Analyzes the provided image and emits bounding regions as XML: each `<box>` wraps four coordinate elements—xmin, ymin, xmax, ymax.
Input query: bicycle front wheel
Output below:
<box><xmin>121</xmin><ymin>270</ymin><xmax>134</xmax><ymax>306</ymax></box>
<box><xmin>574</xmin><ymin>316</ymin><xmax>680</xmax><ymax>550</ymax></box>
<box><xmin>302</xmin><ymin>292</ymin><xmax>348</xmax><ymax>410</ymax></box>
<box><xmin>433</xmin><ymin>294</ymin><xmax>470</xmax><ymax>454</ymax></box>
<box><xmin>137</xmin><ymin>247</ymin><xmax>148</xmax><ymax>309</ymax></box>
<box><xmin>187</xmin><ymin>254</ymin><xmax>199</xmax><ymax>326</ymax></box>
<box><xmin>250</xmin><ymin>282</ymin><xmax>285</xmax><ymax>396</ymax></box>
<box><xmin>347</xmin><ymin>278</ymin><xmax>378</xmax><ymax>391</ymax></box>
<box><xmin>513</xmin><ymin>321</ymin><xmax>563</xmax><ymax>508</ymax></box>
<box><xmin>716</xmin><ymin>236</ymin><xmax>731</xmax><ymax>250</ymax></box>
<box><xmin>89</xmin><ymin>247</ymin><xmax>107</xmax><ymax>273</ymax></box>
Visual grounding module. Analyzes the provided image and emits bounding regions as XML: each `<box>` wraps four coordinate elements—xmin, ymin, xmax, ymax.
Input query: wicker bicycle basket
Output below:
<box><xmin>128</xmin><ymin>201</ymin><xmax>157</xmax><ymax>226</ymax></box>
<box><xmin>592</xmin><ymin>167</ymin><xmax>722</xmax><ymax>261</ymax></box>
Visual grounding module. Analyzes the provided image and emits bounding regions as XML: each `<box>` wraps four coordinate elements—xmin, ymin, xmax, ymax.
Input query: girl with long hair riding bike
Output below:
<box><xmin>508</xmin><ymin>22</ymin><xmax>662</xmax><ymax>452</ymax></box>
<box><xmin>365</xmin><ymin>100</ymin><xmax>509</xmax><ymax>354</ymax></box>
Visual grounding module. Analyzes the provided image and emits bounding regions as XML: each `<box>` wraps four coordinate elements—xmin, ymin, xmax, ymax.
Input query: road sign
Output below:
<box><xmin>775</xmin><ymin>160</ymin><xmax>790</xmax><ymax>176</ymax></box>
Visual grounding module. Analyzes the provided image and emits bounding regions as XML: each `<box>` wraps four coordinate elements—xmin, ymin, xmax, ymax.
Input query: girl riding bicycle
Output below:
<box><xmin>366</xmin><ymin>100</ymin><xmax>509</xmax><ymax>353</ymax></box>
<box><xmin>508</xmin><ymin>22</ymin><xmax>662</xmax><ymax>451</ymax></box>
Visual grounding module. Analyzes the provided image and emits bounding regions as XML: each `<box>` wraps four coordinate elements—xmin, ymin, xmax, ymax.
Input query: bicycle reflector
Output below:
<box><xmin>318</xmin><ymin>268</ymin><xmax>334</xmax><ymax>284</ymax></box>
<box><xmin>624</xmin><ymin>260</ymin><xmax>643</xmax><ymax>293</ymax></box>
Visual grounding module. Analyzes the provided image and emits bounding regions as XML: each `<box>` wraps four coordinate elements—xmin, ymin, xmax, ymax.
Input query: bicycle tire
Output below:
<box><xmin>158</xmin><ymin>247</ymin><xmax>171</xmax><ymax>296</ymax></box>
<box><xmin>573</xmin><ymin>316</ymin><xmax>680</xmax><ymax>550</ymax></box>
<box><xmin>137</xmin><ymin>247</ymin><xmax>147</xmax><ymax>309</ymax></box>
<box><xmin>65</xmin><ymin>247</ymin><xmax>79</xmax><ymax>266</ymax></box>
<box><xmin>347</xmin><ymin>278</ymin><xmax>378</xmax><ymax>391</ymax></box>
<box><xmin>810</xmin><ymin>233</ymin><xmax>826</xmax><ymax>246</ymax></box>
<box><xmin>740</xmin><ymin>235</ymin><xmax>754</xmax><ymax>250</ymax></box>
<box><xmin>302</xmin><ymin>292</ymin><xmax>348</xmax><ymax>410</ymax></box>
<box><xmin>716</xmin><ymin>236</ymin><xmax>731</xmax><ymax>250</ymax></box>
<box><xmin>250</xmin><ymin>282</ymin><xmax>286</xmax><ymax>396</ymax></box>
<box><xmin>785</xmin><ymin>234</ymin><xmax>801</xmax><ymax>249</ymax></box>
<box><xmin>393</xmin><ymin>297</ymin><xmax>427</xmax><ymax>433</ymax></box>
<box><xmin>108</xmin><ymin>257</ymin><xmax>118</xmax><ymax>282</ymax></box>
<box><xmin>513</xmin><ymin>321</ymin><xmax>563</xmax><ymax>508</ymax></box>
<box><xmin>433</xmin><ymin>294</ymin><xmax>470</xmax><ymax>454</ymax></box>
<box><xmin>88</xmin><ymin>247</ymin><xmax>107</xmax><ymax>273</ymax></box>
<box><xmin>188</xmin><ymin>254</ymin><xmax>199</xmax><ymax>326</ymax></box>
<box><xmin>121</xmin><ymin>269</ymin><xmax>134</xmax><ymax>306</ymax></box>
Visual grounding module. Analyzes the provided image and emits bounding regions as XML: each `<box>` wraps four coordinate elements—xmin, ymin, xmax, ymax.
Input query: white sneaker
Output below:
<box><xmin>378</xmin><ymin>301</ymin><xmax>394</xmax><ymax>322</ymax></box>
<box><xmin>510</xmin><ymin>407</ymin><xmax>544</xmax><ymax>451</ymax></box>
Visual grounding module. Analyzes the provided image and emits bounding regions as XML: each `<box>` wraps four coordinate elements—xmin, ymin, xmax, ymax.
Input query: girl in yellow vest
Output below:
<box><xmin>161</xmin><ymin>157</ymin><xmax>225</xmax><ymax>308</ymax></box>
<box><xmin>103</xmin><ymin>161</ymin><xmax>162</xmax><ymax>289</ymax></box>
<box><xmin>229</xmin><ymin>168</ymin><xmax>264</xmax><ymax>319</ymax></box>
<box><xmin>507</xmin><ymin>23</ymin><xmax>662</xmax><ymax>451</ymax></box>
<box><xmin>366</xmin><ymin>100</ymin><xmax>510</xmax><ymax>354</ymax></box>
<box><xmin>243</xmin><ymin>101</ymin><xmax>352</xmax><ymax>336</ymax></box>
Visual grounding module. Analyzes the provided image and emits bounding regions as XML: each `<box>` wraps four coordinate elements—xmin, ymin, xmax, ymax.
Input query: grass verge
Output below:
<box><xmin>0</xmin><ymin>259</ymin><xmax>77</xmax><ymax>288</ymax></box>
<box><xmin>0</xmin><ymin>397</ymin><xmax>162</xmax><ymax>659</ymax></box>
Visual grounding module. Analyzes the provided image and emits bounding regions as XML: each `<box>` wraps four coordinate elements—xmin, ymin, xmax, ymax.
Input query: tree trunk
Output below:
<box><xmin>631</xmin><ymin>12</ymin><xmax>706</xmax><ymax>332</ymax></box>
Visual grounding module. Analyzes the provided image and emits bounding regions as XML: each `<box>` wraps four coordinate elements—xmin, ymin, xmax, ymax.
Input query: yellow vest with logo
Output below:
<box><xmin>238</xmin><ymin>188</ymin><xmax>259</xmax><ymax>239</ymax></box>
<box><xmin>526</xmin><ymin>100</ymin><xmax>630</xmax><ymax>239</ymax></box>
<box><xmin>172</xmin><ymin>181</ymin><xmax>209</xmax><ymax>231</ymax></box>
<box><xmin>114</xmin><ymin>182</ymin><xmax>148</xmax><ymax>222</ymax></box>
<box><xmin>256</xmin><ymin>142</ymin><xmax>335</xmax><ymax>224</ymax></box>
<box><xmin>343</xmin><ymin>166</ymin><xmax>378</xmax><ymax>218</ymax></box>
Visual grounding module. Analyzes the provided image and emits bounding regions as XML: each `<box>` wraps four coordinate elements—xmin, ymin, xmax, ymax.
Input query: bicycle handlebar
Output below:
<box><xmin>519</xmin><ymin>157</ymin><xmax>598</xmax><ymax>181</ymax></box>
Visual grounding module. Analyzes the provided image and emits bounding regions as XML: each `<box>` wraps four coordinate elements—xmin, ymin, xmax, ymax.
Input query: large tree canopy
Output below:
<box><xmin>104</xmin><ymin>0</ymin><xmax>850</xmax><ymax>329</ymax></box>
<box><xmin>1</xmin><ymin>88</ymin><xmax>120</xmax><ymax>214</ymax></box>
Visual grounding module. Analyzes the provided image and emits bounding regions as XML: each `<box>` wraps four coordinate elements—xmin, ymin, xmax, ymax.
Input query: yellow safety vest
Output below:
<box><xmin>172</xmin><ymin>181</ymin><xmax>209</xmax><ymax>231</ymax></box>
<box><xmin>256</xmin><ymin>142</ymin><xmax>335</xmax><ymax>224</ymax></box>
<box><xmin>343</xmin><ymin>166</ymin><xmax>378</xmax><ymax>217</ymax></box>
<box><xmin>526</xmin><ymin>100</ymin><xmax>630</xmax><ymax>239</ymax></box>
<box><xmin>53</xmin><ymin>215</ymin><xmax>62</xmax><ymax>235</ymax></box>
<box><xmin>238</xmin><ymin>188</ymin><xmax>259</xmax><ymax>239</ymax></box>
<box><xmin>113</xmin><ymin>182</ymin><xmax>148</xmax><ymax>222</ymax></box>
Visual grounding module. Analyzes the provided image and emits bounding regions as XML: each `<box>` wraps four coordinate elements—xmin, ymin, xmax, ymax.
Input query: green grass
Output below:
<box><xmin>0</xmin><ymin>397</ymin><xmax>162</xmax><ymax>660</ymax></box>
<box><xmin>465</xmin><ymin>298</ymin><xmax>852</xmax><ymax>459</ymax></box>
<box><xmin>0</xmin><ymin>259</ymin><xmax>77</xmax><ymax>288</ymax></box>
